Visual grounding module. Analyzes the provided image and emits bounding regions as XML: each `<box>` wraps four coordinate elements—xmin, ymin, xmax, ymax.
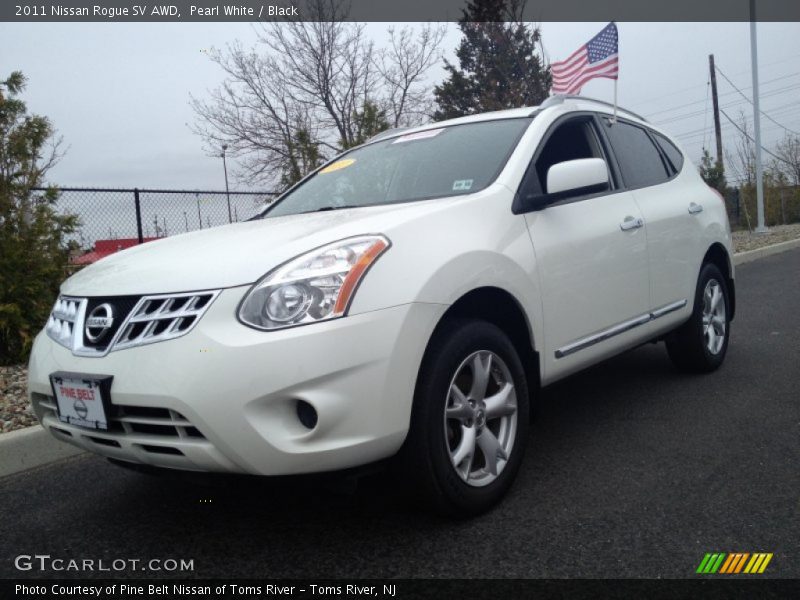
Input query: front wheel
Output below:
<box><xmin>395</xmin><ymin>318</ymin><xmax>530</xmax><ymax>517</ymax></box>
<box><xmin>666</xmin><ymin>262</ymin><xmax>731</xmax><ymax>373</ymax></box>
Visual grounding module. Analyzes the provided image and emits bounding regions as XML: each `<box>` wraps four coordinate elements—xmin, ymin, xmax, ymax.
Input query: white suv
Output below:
<box><xmin>28</xmin><ymin>96</ymin><xmax>734</xmax><ymax>516</ymax></box>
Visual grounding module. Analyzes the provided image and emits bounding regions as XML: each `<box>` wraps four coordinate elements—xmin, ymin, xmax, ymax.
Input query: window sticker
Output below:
<box><xmin>452</xmin><ymin>179</ymin><xmax>474</xmax><ymax>192</ymax></box>
<box><xmin>320</xmin><ymin>158</ymin><xmax>356</xmax><ymax>174</ymax></box>
<box><xmin>392</xmin><ymin>128</ymin><xmax>445</xmax><ymax>144</ymax></box>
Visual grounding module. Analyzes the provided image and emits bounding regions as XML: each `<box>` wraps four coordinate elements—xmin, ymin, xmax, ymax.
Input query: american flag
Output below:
<box><xmin>551</xmin><ymin>23</ymin><xmax>619</xmax><ymax>95</ymax></box>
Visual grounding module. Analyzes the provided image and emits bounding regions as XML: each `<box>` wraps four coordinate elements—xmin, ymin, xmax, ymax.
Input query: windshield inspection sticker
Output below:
<box><xmin>320</xmin><ymin>158</ymin><xmax>356</xmax><ymax>174</ymax></box>
<box><xmin>452</xmin><ymin>179</ymin><xmax>474</xmax><ymax>191</ymax></box>
<box><xmin>392</xmin><ymin>128</ymin><xmax>444</xmax><ymax>144</ymax></box>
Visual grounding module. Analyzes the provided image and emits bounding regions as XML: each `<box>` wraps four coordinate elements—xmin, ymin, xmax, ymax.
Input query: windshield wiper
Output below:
<box><xmin>300</xmin><ymin>205</ymin><xmax>359</xmax><ymax>214</ymax></box>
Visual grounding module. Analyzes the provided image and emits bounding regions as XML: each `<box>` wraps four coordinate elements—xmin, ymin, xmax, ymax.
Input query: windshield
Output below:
<box><xmin>264</xmin><ymin>118</ymin><xmax>532</xmax><ymax>217</ymax></box>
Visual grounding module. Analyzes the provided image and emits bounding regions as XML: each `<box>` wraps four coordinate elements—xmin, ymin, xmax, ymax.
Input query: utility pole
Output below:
<box><xmin>750</xmin><ymin>0</ymin><xmax>768</xmax><ymax>233</ymax></box>
<box><xmin>708</xmin><ymin>54</ymin><xmax>723</xmax><ymax>168</ymax></box>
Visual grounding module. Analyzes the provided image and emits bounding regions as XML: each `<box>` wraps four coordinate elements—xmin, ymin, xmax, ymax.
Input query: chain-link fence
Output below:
<box><xmin>35</xmin><ymin>187</ymin><xmax>278</xmax><ymax>260</ymax></box>
<box><xmin>724</xmin><ymin>185</ymin><xmax>800</xmax><ymax>230</ymax></box>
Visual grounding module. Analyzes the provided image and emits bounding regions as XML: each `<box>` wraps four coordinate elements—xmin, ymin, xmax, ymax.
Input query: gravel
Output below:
<box><xmin>732</xmin><ymin>223</ymin><xmax>800</xmax><ymax>253</ymax></box>
<box><xmin>0</xmin><ymin>364</ymin><xmax>37</xmax><ymax>433</ymax></box>
<box><xmin>0</xmin><ymin>225</ymin><xmax>798</xmax><ymax>436</ymax></box>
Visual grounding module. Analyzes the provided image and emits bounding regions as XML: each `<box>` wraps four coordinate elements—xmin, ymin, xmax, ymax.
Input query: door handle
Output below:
<box><xmin>620</xmin><ymin>216</ymin><xmax>644</xmax><ymax>231</ymax></box>
<box><xmin>688</xmin><ymin>202</ymin><xmax>704</xmax><ymax>214</ymax></box>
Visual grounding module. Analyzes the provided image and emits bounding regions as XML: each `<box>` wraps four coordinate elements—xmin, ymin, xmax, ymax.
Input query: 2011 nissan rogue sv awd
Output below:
<box><xmin>28</xmin><ymin>96</ymin><xmax>734</xmax><ymax>516</ymax></box>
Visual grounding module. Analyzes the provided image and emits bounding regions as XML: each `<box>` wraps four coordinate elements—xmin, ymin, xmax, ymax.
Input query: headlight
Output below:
<box><xmin>238</xmin><ymin>235</ymin><xmax>390</xmax><ymax>330</ymax></box>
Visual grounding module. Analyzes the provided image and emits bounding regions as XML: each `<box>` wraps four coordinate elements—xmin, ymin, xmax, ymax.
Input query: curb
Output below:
<box><xmin>733</xmin><ymin>237</ymin><xmax>800</xmax><ymax>266</ymax></box>
<box><xmin>0</xmin><ymin>238</ymin><xmax>798</xmax><ymax>479</ymax></box>
<box><xmin>0</xmin><ymin>424</ymin><xmax>85</xmax><ymax>479</ymax></box>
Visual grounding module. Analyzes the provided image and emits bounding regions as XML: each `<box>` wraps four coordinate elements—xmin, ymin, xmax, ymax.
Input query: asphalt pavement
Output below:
<box><xmin>2</xmin><ymin>248</ymin><xmax>798</xmax><ymax>579</ymax></box>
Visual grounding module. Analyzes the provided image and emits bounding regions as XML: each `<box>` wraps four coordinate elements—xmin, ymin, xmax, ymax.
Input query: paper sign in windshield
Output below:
<box><xmin>392</xmin><ymin>128</ymin><xmax>444</xmax><ymax>144</ymax></box>
<box><xmin>320</xmin><ymin>158</ymin><xmax>356</xmax><ymax>174</ymax></box>
<box><xmin>452</xmin><ymin>179</ymin><xmax>474</xmax><ymax>191</ymax></box>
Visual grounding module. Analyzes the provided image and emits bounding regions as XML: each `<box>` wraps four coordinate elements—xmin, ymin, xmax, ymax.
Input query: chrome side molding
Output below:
<box><xmin>555</xmin><ymin>299</ymin><xmax>687</xmax><ymax>359</ymax></box>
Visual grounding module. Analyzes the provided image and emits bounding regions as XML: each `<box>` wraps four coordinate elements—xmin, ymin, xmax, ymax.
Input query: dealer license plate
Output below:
<box><xmin>49</xmin><ymin>372</ymin><xmax>112</xmax><ymax>430</ymax></box>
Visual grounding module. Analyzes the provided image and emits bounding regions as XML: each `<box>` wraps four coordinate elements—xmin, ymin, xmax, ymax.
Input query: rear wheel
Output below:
<box><xmin>666</xmin><ymin>262</ymin><xmax>731</xmax><ymax>373</ymax></box>
<box><xmin>396</xmin><ymin>318</ymin><xmax>530</xmax><ymax>517</ymax></box>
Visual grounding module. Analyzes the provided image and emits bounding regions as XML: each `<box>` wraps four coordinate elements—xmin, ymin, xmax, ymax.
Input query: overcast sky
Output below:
<box><xmin>2</xmin><ymin>21</ymin><xmax>799</xmax><ymax>191</ymax></box>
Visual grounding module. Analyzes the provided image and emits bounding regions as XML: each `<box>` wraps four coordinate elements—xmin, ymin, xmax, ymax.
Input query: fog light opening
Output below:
<box><xmin>296</xmin><ymin>400</ymin><xmax>318</xmax><ymax>430</ymax></box>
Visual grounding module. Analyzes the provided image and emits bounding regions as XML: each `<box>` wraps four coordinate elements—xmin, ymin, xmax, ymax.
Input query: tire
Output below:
<box><xmin>666</xmin><ymin>262</ymin><xmax>731</xmax><ymax>373</ymax></box>
<box><xmin>395</xmin><ymin>318</ymin><xmax>530</xmax><ymax>517</ymax></box>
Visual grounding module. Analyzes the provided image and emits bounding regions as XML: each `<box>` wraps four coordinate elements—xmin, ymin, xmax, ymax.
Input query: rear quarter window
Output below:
<box><xmin>653</xmin><ymin>132</ymin><xmax>685</xmax><ymax>173</ymax></box>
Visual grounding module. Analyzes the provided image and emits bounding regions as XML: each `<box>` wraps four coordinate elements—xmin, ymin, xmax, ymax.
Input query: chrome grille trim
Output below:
<box><xmin>113</xmin><ymin>291</ymin><xmax>219</xmax><ymax>351</ymax></box>
<box><xmin>44</xmin><ymin>290</ymin><xmax>220</xmax><ymax>356</ymax></box>
<box><xmin>45</xmin><ymin>297</ymin><xmax>86</xmax><ymax>349</ymax></box>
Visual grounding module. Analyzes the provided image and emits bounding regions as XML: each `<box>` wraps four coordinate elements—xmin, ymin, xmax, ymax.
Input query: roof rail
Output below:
<box><xmin>367</xmin><ymin>126</ymin><xmax>410</xmax><ymax>143</ymax></box>
<box><xmin>539</xmin><ymin>95</ymin><xmax>647</xmax><ymax>122</ymax></box>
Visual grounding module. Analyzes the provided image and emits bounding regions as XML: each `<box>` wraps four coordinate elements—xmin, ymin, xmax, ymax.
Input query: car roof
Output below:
<box><xmin>369</xmin><ymin>96</ymin><xmax>652</xmax><ymax>144</ymax></box>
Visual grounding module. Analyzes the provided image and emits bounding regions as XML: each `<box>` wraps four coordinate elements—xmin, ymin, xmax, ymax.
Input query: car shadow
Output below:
<box><xmin>104</xmin><ymin>342</ymin><xmax>684</xmax><ymax>521</ymax></box>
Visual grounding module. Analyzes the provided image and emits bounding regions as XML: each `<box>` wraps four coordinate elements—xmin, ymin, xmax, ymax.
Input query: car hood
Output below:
<box><xmin>62</xmin><ymin>200</ymin><xmax>451</xmax><ymax>296</ymax></box>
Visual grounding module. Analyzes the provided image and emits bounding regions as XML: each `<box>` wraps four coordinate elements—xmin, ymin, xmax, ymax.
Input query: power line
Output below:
<box><xmin>719</xmin><ymin>108</ymin><xmax>790</xmax><ymax>165</ymax></box>
<box><xmin>649</xmin><ymin>79</ymin><xmax>800</xmax><ymax>125</ymax></box>
<box><xmin>632</xmin><ymin>51</ymin><xmax>800</xmax><ymax>113</ymax></box>
<box><xmin>674</xmin><ymin>111</ymin><xmax>800</xmax><ymax>141</ymax></box>
<box><xmin>651</xmin><ymin>99</ymin><xmax>798</xmax><ymax>134</ymax></box>
<box><xmin>715</xmin><ymin>63</ymin><xmax>800</xmax><ymax>135</ymax></box>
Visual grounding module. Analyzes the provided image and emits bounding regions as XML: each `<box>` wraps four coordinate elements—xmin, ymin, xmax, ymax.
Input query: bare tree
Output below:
<box><xmin>191</xmin><ymin>1</ymin><xmax>444</xmax><ymax>187</ymax></box>
<box><xmin>725</xmin><ymin>112</ymin><xmax>755</xmax><ymax>187</ymax></box>
<box><xmin>774</xmin><ymin>133</ymin><xmax>800</xmax><ymax>185</ymax></box>
<box><xmin>377</xmin><ymin>24</ymin><xmax>447</xmax><ymax>128</ymax></box>
<box><xmin>190</xmin><ymin>42</ymin><xmax>322</xmax><ymax>184</ymax></box>
<box><xmin>257</xmin><ymin>2</ymin><xmax>378</xmax><ymax>151</ymax></box>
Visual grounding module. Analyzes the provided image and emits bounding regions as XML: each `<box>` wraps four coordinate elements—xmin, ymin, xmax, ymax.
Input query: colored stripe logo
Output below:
<box><xmin>696</xmin><ymin>552</ymin><xmax>773</xmax><ymax>574</ymax></box>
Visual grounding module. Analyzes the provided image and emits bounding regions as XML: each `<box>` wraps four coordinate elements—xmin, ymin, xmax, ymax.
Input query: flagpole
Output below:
<box><xmin>750</xmin><ymin>0</ymin><xmax>767</xmax><ymax>233</ymax></box>
<box><xmin>612</xmin><ymin>21</ymin><xmax>618</xmax><ymax>123</ymax></box>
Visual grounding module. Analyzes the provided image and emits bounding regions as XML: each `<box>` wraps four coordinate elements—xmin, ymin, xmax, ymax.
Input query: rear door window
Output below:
<box><xmin>601</xmin><ymin>119</ymin><xmax>670</xmax><ymax>189</ymax></box>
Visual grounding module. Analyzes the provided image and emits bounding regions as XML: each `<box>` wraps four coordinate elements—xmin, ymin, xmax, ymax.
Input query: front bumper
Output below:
<box><xmin>28</xmin><ymin>286</ymin><xmax>445</xmax><ymax>475</ymax></box>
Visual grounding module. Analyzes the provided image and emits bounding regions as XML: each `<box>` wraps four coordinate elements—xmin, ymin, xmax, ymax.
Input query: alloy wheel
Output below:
<box><xmin>702</xmin><ymin>279</ymin><xmax>726</xmax><ymax>355</ymax></box>
<box><xmin>444</xmin><ymin>350</ymin><xmax>518</xmax><ymax>487</ymax></box>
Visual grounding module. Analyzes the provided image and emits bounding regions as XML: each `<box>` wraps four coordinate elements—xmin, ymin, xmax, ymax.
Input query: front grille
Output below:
<box><xmin>82</xmin><ymin>296</ymin><xmax>141</xmax><ymax>350</ymax></box>
<box><xmin>45</xmin><ymin>297</ymin><xmax>82</xmax><ymax>347</ymax></box>
<box><xmin>114</xmin><ymin>292</ymin><xmax>216</xmax><ymax>351</ymax></box>
<box><xmin>33</xmin><ymin>393</ymin><xmax>206</xmax><ymax>442</ymax></box>
<box><xmin>45</xmin><ymin>290</ymin><xmax>219</xmax><ymax>356</ymax></box>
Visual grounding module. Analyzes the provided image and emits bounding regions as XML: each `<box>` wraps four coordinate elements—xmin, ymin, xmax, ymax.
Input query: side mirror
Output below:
<box><xmin>546</xmin><ymin>158</ymin><xmax>610</xmax><ymax>197</ymax></box>
<box><xmin>513</xmin><ymin>157</ymin><xmax>612</xmax><ymax>214</ymax></box>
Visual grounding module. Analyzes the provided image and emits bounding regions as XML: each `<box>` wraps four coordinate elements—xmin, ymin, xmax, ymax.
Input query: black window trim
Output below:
<box><xmin>650</xmin><ymin>130</ymin><xmax>685</xmax><ymax>176</ymax></box>
<box><xmin>594</xmin><ymin>114</ymin><xmax>681</xmax><ymax>191</ymax></box>
<box><xmin>512</xmin><ymin>111</ymin><xmax>624</xmax><ymax>214</ymax></box>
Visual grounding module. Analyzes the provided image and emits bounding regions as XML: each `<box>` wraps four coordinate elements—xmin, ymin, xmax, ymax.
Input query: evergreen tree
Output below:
<box><xmin>0</xmin><ymin>71</ymin><xmax>77</xmax><ymax>364</ymax></box>
<box><xmin>433</xmin><ymin>0</ymin><xmax>551</xmax><ymax>121</ymax></box>
<box><xmin>280</xmin><ymin>128</ymin><xmax>323</xmax><ymax>188</ymax></box>
<box><xmin>347</xmin><ymin>101</ymin><xmax>390</xmax><ymax>149</ymax></box>
<box><xmin>699</xmin><ymin>149</ymin><xmax>728</xmax><ymax>193</ymax></box>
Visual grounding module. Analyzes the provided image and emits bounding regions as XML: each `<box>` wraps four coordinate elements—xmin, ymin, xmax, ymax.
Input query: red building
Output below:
<box><xmin>71</xmin><ymin>238</ymin><xmax>157</xmax><ymax>266</ymax></box>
